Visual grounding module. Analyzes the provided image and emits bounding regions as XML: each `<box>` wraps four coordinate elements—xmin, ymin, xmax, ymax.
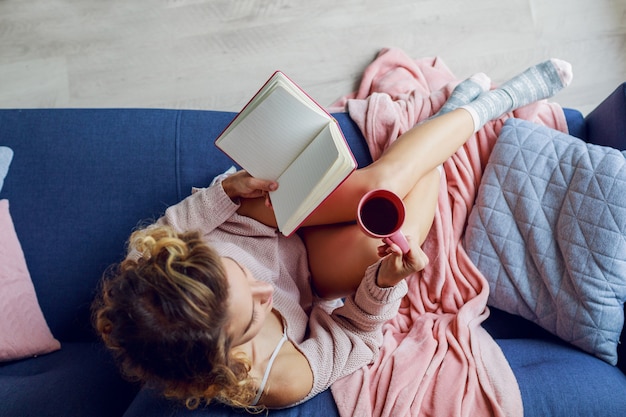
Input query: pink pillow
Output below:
<box><xmin>0</xmin><ymin>199</ymin><xmax>60</xmax><ymax>361</ymax></box>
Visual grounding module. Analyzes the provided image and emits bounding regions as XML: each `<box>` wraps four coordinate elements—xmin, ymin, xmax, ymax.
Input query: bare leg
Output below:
<box><xmin>239</xmin><ymin>59</ymin><xmax>572</xmax><ymax>228</ymax></box>
<box><xmin>241</xmin><ymin>60</ymin><xmax>573</xmax><ymax>297</ymax></box>
<box><xmin>237</xmin><ymin>108</ymin><xmax>474</xmax><ymax>228</ymax></box>
<box><xmin>303</xmin><ymin>167</ymin><xmax>442</xmax><ymax>298</ymax></box>
<box><xmin>298</xmin><ymin>109</ymin><xmax>475</xmax><ymax>226</ymax></box>
<box><xmin>302</xmin><ymin>109</ymin><xmax>475</xmax><ymax>298</ymax></box>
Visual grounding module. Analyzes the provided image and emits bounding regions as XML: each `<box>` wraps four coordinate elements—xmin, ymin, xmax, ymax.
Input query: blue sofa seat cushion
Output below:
<box><xmin>0</xmin><ymin>342</ymin><xmax>138</xmax><ymax>417</ymax></box>
<box><xmin>123</xmin><ymin>385</ymin><xmax>339</xmax><ymax>417</ymax></box>
<box><xmin>498</xmin><ymin>338</ymin><xmax>626</xmax><ymax>417</ymax></box>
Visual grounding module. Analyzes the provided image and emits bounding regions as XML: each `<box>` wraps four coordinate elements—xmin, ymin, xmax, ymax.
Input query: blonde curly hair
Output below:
<box><xmin>92</xmin><ymin>225</ymin><xmax>259</xmax><ymax>410</ymax></box>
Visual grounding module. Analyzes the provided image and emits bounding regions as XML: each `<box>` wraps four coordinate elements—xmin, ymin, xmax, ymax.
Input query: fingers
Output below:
<box><xmin>377</xmin><ymin>236</ymin><xmax>429</xmax><ymax>275</ymax></box>
<box><xmin>247</xmin><ymin>176</ymin><xmax>278</xmax><ymax>192</ymax></box>
<box><xmin>377</xmin><ymin>241</ymin><xmax>403</xmax><ymax>257</ymax></box>
<box><xmin>244</xmin><ymin>176</ymin><xmax>277</xmax><ymax>206</ymax></box>
<box><xmin>223</xmin><ymin>170</ymin><xmax>279</xmax><ymax>201</ymax></box>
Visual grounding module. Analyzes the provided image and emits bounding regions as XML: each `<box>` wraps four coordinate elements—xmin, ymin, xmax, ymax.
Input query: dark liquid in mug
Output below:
<box><xmin>360</xmin><ymin>197</ymin><xmax>399</xmax><ymax>235</ymax></box>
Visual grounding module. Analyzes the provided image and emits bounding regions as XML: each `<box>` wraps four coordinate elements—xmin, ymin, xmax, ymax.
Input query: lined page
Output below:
<box><xmin>271</xmin><ymin>124</ymin><xmax>339</xmax><ymax>233</ymax></box>
<box><xmin>215</xmin><ymin>85</ymin><xmax>329</xmax><ymax>180</ymax></box>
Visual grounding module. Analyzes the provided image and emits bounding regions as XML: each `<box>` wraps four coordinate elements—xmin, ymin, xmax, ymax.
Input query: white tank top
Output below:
<box><xmin>250</xmin><ymin>326</ymin><xmax>289</xmax><ymax>406</ymax></box>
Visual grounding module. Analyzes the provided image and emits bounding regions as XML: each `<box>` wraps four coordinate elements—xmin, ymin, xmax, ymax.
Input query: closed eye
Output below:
<box><xmin>243</xmin><ymin>305</ymin><xmax>259</xmax><ymax>337</ymax></box>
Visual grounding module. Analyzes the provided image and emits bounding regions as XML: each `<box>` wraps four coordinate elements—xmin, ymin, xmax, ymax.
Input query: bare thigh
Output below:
<box><xmin>299</xmin><ymin>222</ymin><xmax>380</xmax><ymax>299</ymax></box>
<box><xmin>301</xmin><ymin>167</ymin><xmax>442</xmax><ymax>299</ymax></box>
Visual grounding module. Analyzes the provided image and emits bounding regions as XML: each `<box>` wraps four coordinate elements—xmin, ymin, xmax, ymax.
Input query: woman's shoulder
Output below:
<box><xmin>262</xmin><ymin>341</ymin><xmax>313</xmax><ymax>408</ymax></box>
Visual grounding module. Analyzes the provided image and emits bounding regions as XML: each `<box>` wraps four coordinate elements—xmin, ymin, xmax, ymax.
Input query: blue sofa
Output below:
<box><xmin>1</xmin><ymin>83</ymin><xmax>625</xmax><ymax>417</ymax></box>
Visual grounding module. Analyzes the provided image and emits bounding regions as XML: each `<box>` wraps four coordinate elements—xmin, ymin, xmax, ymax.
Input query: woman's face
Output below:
<box><xmin>222</xmin><ymin>257</ymin><xmax>274</xmax><ymax>347</ymax></box>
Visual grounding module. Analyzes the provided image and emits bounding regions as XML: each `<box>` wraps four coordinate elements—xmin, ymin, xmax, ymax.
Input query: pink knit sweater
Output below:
<box><xmin>151</xmin><ymin>183</ymin><xmax>408</xmax><ymax>406</ymax></box>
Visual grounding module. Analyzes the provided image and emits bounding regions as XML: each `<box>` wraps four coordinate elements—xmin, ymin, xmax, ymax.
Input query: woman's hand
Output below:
<box><xmin>221</xmin><ymin>170</ymin><xmax>278</xmax><ymax>206</ymax></box>
<box><xmin>375</xmin><ymin>238</ymin><xmax>429</xmax><ymax>288</ymax></box>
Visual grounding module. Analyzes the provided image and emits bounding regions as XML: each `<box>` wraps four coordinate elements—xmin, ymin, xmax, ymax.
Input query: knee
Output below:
<box><xmin>359</xmin><ymin>165</ymin><xmax>442</xmax><ymax>199</ymax></box>
<box><xmin>356</xmin><ymin>165</ymin><xmax>400</xmax><ymax>194</ymax></box>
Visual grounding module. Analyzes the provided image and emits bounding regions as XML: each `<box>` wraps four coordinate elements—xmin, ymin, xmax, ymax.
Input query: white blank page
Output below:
<box><xmin>216</xmin><ymin>85</ymin><xmax>330</xmax><ymax>180</ymax></box>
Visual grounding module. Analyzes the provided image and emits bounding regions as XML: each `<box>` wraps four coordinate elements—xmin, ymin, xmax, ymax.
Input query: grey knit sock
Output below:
<box><xmin>434</xmin><ymin>73</ymin><xmax>490</xmax><ymax>117</ymax></box>
<box><xmin>461</xmin><ymin>59</ymin><xmax>573</xmax><ymax>132</ymax></box>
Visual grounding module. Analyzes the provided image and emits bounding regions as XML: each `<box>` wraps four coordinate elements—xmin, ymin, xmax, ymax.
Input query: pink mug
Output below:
<box><xmin>357</xmin><ymin>189</ymin><xmax>410</xmax><ymax>254</ymax></box>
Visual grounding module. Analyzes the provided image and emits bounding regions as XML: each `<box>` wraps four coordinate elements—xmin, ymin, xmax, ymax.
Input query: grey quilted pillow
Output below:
<box><xmin>465</xmin><ymin>118</ymin><xmax>626</xmax><ymax>365</ymax></box>
<box><xmin>0</xmin><ymin>147</ymin><xmax>13</xmax><ymax>193</ymax></box>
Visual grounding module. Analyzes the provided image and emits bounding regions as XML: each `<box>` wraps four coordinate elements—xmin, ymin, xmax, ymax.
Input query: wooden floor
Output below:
<box><xmin>0</xmin><ymin>0</ymin><xmax>624</xmax><ymax>115</ymax></box>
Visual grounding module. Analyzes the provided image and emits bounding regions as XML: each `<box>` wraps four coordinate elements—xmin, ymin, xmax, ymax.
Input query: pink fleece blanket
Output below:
<box><xmin>329</xmin><ymin>48</ymin><xmax>568</xmax><ymax>417</ymax></box>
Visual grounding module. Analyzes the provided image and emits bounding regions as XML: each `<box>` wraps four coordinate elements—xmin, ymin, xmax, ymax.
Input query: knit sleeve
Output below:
<box><xmin>295</xmin><ymin>260</ymin><xmax>408</xmax><ymax>404</ymax></box>
<box><xmin>157</xmin><ymin>184</ymin><xmax>240</xmax><ymax>235</ymax></box>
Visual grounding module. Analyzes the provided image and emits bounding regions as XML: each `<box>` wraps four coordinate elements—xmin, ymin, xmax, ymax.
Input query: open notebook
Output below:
<box><xmin>215</xmin><ymin>71</ymin><xmax>356</xmax><ymax>236</ymax></box>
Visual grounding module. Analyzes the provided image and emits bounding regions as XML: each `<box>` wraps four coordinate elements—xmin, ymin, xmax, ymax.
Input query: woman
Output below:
<box><xmin>93</xmin><ymin>59</ymin><xmax>572</xmax><ymax>410</ymax></box>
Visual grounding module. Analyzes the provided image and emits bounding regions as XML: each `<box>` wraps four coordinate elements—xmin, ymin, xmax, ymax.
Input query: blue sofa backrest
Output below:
<box><xmin>586</xmin><ymin>83</ymin><xmax>626</xmax><ymax>149</ymax></box>
<box><xmin>0</xmin><ymin>108</ymin><xmax>371</xmax><ymax>342</ymax></box>
<box><xmin>1</xmin><ymin>93</ymin><xmax>617</xmax><ymax>344</ymax></box>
